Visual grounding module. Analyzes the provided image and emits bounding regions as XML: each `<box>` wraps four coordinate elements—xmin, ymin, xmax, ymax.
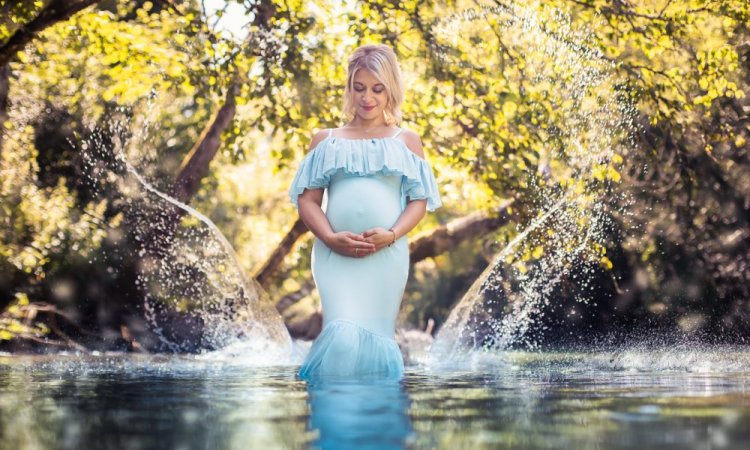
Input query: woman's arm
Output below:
<box><xmin>390</xmin><ymin>198</ymin><xmax>427</xmax><ymax>241</ymax></box>
<box><xmin>361</xmin><ymin>198</ymin><xmax>427</xmax><ymax>250</ymax></box>
<box><xmin>362</xmin><ymin>130</ymin><xmax>431</xmax><ymax>249</ymax></box>
<box><xmin>297</xmin><ymin>129</ymin><xmax>376</xmax><ymax>258</ymax></box>
<box><xmin>297</xmin><ymin>187</ymin><xmax>333</xmax><ymax>243</ymax></box>
<box><xmin>298</xmin><ymin>188</ymin><xmax>376</xmax><ymax>257</ymax></box>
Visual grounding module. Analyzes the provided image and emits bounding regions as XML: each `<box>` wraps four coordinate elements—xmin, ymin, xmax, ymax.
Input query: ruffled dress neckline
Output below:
<box><xmin>288</xmin><ymin>129</ymin><xmax>442</xmax><ymax>212</ymax></box>
<box><xmin>312</xmin><ymin>136</ymin><xmax>429</xmax><ymax>162</ymax></box>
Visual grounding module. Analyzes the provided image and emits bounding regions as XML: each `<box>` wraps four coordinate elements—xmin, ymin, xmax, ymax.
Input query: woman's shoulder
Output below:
<box><xmin>395</xmin><ymin>127</ymin><xmax>425</xmax><ymax>159</ymax></box>
<box><xmin>307</xmin><ymin>128</ymin><xmax>332</xmax><ymax>151</ymax></box>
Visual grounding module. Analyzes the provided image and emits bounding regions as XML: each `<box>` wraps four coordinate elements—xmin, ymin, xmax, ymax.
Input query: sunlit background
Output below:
<box><xmin>1</xmin><ymin>0</ymin><xmax>749</xmax><ymax>448</ymax></box>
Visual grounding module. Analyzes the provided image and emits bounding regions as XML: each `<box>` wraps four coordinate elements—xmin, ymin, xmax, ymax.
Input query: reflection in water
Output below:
<box><xmin>2</xmin><ymin>351</ymin><xmax>750</xmax><ymax>449</ymax></box>
<box><xmin>305</xmin><ymin>378</ymin><xmax>412</xmax><ymax>450</ymax></box>
<box><xmin>0</xmin><ymin>356</ymin><xmax>313</xmax><ymax>450</ymax></box>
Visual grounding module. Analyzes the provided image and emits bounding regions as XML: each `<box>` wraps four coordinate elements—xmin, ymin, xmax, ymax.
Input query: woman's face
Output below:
<box><xmin>351</xmin><ymin>68</ymin><xmax>388</xmax><ymax>121</ymax></box>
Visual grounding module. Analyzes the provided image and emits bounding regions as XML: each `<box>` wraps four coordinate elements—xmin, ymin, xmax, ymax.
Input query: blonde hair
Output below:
<box><xmin>342</xmin><ymin>44</ymin><xmax>405</xmax><ymax>126</ymax></box>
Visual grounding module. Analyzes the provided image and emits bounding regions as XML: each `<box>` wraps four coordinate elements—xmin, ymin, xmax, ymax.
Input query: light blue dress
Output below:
<box><xmin>288</xmin><ymin>127</ymin><xmax>442</xmax><ymax>380</ymax></box>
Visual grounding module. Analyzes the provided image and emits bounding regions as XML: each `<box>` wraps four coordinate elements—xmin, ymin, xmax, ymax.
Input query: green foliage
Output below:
<box><xmin>565</xmin><ymin>0</ymin><xmax>750</xmax><ymax>314</ymax></box>
<box><xmin>17</xmin><ymin>5</ymin><xmax>203</xmax><ymax>119</ymax></box>
<box><xmin>0</xmin><ymin>124</ymin><xmax>119</xmax><ymax>277</ymax></box>
<box><xmin>0</xmin><ymin>0</ymin><xmax>47</xmax><ymax>45</ymax></box>
<box><xmin>1</xmin><ymin>0</ymin><xmax>749</xmax><ymax>345</ymax></box>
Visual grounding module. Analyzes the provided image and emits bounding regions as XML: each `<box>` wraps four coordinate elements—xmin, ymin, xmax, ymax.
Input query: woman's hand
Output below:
<box><xmin>324</xmin><ymin>231</ymin><xmax>377</xmax><ymax>258</ymax></box>
<box><xmin>362</xmin><ymin>227</ymin><xmax>396</xmax><ymax>251</ymax></box>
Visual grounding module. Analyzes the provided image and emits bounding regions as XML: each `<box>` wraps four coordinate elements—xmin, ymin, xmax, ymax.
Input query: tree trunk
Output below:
<box><xmin>276</xmin><ymin>278</ymin><xmax>315</xmax><ymax>313</ymax></box>
<box><xmin>0</xmin><ymin>63</ymin><xmax>9</xmax><ymax>156</ymax></box>
<box><xmin>255</xmin><ymin>218</ymin><xmax>309</xmax><ymax>289</ymax></box>
<box><xmin>409</xmin><ymin>199</ymin><xmax>515</xmax><ymax>263</ymax></box>
<box><xmin>140</xmin><ymin>0</ymin><xmax>277</xmax><ymax>256</ymax></box>
<box><xmin>141</xmin><ymin>79</ymin><xmax>242</xmax><ymax>257</ymax></box>
<box><xmin>169</xmin><ymin>80</ymin><xmax>241</xmax><ymax>203</ymax></box>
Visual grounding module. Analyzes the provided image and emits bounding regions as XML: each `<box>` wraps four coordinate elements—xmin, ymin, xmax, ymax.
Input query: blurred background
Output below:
<box><xmin>1</xmin><ymin>0</ymin><xmax>748</xmax><ymax>353</ymax></box>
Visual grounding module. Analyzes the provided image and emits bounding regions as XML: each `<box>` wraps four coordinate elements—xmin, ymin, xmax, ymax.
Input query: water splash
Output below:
<box><xmin>429</xmin><ymin>2</ymin><xmax>638</xmax><ymax>364</ymax></box>
<box><xmin>79</xmin><ymin>99</ymin><xmax>292</xmax><ymax>356</ymax></box>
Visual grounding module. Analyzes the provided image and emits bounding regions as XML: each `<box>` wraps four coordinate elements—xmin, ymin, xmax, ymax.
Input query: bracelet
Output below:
<box><xmin>388</xmin><ymin>228</ymin><xmax>396</xmax><ymax>246</ymax></box>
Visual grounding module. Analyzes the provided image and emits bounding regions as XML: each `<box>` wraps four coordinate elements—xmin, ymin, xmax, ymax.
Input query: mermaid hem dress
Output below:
<box><xmin>288</xmin><ymin>127</ymin><xmax>442</xmax><ymax>380</ymax></box>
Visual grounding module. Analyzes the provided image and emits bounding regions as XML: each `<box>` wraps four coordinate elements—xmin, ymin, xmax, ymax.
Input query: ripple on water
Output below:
<box><xmin>2</xmin><ymin>350</ymin><xmax>750</xmax><ymax>449</ymax></box>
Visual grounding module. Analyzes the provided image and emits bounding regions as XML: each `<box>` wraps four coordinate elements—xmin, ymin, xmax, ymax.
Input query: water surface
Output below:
<box><xmin>1</xmin><ymin>349</ymin><xmax>749</xmax><ymax>449</ymax></box>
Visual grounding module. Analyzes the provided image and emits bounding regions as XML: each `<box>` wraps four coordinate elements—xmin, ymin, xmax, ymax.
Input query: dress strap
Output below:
<box><xmin>327</xmin><ymin>128</ymin><xmax>333</xmax><ymax>138</ymax></box>
<box><xmin>391</xmin><ymin>128</ymin><xmax>403</xmax><ymax>138</ymax></box>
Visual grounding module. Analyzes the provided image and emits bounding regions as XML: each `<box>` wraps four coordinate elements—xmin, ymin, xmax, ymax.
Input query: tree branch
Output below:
<box><xmin>0</xmin><ymin>0</ymin><xmax>103</xmax><ymax>67</ymax></box>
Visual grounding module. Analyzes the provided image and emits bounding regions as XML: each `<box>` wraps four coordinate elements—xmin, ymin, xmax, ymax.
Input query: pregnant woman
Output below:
<box><xmin>289</xmin><ymin>44</ymin><xmax>442</xmax><ymax>380</ymax></box>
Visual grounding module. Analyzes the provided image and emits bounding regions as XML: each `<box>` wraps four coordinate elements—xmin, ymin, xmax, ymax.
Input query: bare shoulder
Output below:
<box><xmin>307</xmin><ymin>128</ymin><xmax>331</xmax><ymax>152</ymax></box>
<box><xmin>398</xmin><ymin>128</ymin><xmax>425</xmax><ymax>159</ymax></box>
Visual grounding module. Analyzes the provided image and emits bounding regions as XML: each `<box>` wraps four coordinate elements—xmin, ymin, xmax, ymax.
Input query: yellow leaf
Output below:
<box><xmin>0</xmin><ymin>330</ymin><xmax>14</xmax><ymax>340</ymax></box>
<box><xmin>102</xmin><ymin>89</ymin><xmax>115</xmax><ymax>102</ymax></box>
<box><xmin>15</xmin><ymin>293</ymin><xmax>29</xmax><ymax>305</ymax></box>
<box><xmin>167</xmin><ymin>65</ymin><xmax>183</xmax><ymax>77</ymax></box>
<box><xmin>593</xmin><ymin>165</ymin><xmax>606</xmax><ymax>181</ymax></box>
<box><xmin>608</xmin><ymin>166</ymin><xmax>621</xmax><ymax>182</ymax></box>
<box><xmin>502</xmin><ymin>101</ymin><xmax>517</xmax><ymax>119</ymax></box>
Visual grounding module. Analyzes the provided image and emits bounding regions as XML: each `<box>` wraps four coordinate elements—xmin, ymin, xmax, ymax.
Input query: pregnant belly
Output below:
<box><xmin>326</xmin><ymin>173</ymin><xmax>403</xmax><ymax>233</ymax></box>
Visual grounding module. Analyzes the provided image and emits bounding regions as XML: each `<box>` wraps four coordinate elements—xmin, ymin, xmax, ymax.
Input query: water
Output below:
<box><xmin>429</xmin><ymin>1</ymin><xmax>640</xmax><ymax>356</ymax></box>
<box><xmin>73</xmin><ymin>102</ymin><xmax>293</xmax><ymax>355</ymax></box>
<box><xmin>2</xmin><ymin>350</ymin><xmax>749</xmax><ymax>450</ymax></box>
